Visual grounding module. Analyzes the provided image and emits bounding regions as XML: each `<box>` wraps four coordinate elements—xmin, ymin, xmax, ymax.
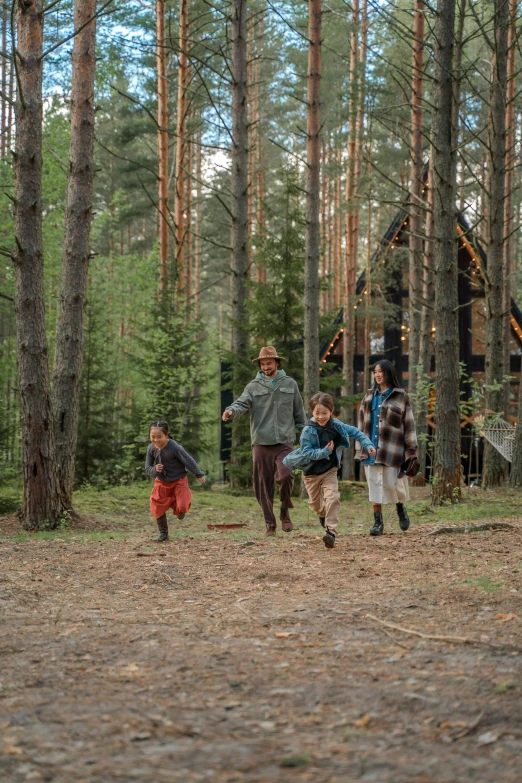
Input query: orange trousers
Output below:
<box><xmin>150</xmin><ymin>476</ymin><xmax>192</xmax><ymax>519</ymax></box>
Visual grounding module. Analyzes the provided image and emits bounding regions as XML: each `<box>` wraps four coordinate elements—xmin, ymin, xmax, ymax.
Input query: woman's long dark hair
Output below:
<box><xmin>373</xmin><ymin>360</ymin><xmax>402</xmax><ymax>390</ymax></box>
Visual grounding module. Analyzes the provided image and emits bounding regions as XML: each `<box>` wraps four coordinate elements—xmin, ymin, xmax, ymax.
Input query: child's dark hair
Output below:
<box><xmin>149</xmin><ymin>420</ymin><xmax>169</xmax><ymax>435</ymax></box>
<box><xmin>309</xmin><ymin>392</ymin><xmax>335</xmax><ymax>413</ymax></box>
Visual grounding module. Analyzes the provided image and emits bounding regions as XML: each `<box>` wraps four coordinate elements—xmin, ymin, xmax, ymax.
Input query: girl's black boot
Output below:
<box><xmin>155</xmin><ymin>514</ymin><xmax>169</xmax><ymax>542</ymax></box>
<box><xmin>370</xmin><ymin>511</ymin><xmax>384</xmax><ymax>536</ymax></box>
<box><xmin>396</xmin><ymin>503</ymin><xmax>410</xmax><ymax>531</ymax></box>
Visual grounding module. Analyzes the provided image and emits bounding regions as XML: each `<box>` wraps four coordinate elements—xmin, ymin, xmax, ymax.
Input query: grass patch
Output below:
<box><xmin>494</xmin><ymin>680</ymin><xmax>517</xmax><ymax>694</ymax></box>
<box><xmin>14</xmin><ymin>529</ymin><xmax>131</xmax><ymax>544</ymax></box>
<box><xmin>2</xmin><ymin>481</ymin><xmax>521</xmax><ymax>542</ymax></box>
<box><xmin>471</xmin><ymin>576</ymin><xmax>504</xmax><ymax>593</ymax></box>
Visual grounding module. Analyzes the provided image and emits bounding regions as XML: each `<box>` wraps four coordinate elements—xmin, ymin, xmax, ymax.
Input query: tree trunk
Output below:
<box><xmin>52</xmin><ymin>0</ymin><xmax>97</xmax><ymax>509</ymax></box>
<box><xmin>174</xmin><ymin>0</ymin><xmax>189</xmax><ymax>296</ymax></box>
<box><xmin>195</xmin><ymin>124</ymin><xmax>202</xmax><ymax>319</ymax></box>
<box><xmin>1</xmin><ymin>3</ymin><xmax>7</xmax><ymax>158</ymax></box>
<box><xmin>431</xmin><ymin>0</ymin><xmax>461</xmax><ymax>504</ymax></box>
<box><xmin>333</xmin><ymin>142</ymin><xmax>342</xmax><ymax>307</ymax></box>
<box><xmin>504</xmin><ymin>0</ymin><xmax>516</xmax><ymax>419</ymax></box>
<box><xmin>304</xmin><ymin>0</ymin><xmax>321</xmax><ymax>406</ymax></box>
<box><xmin>230</xmin><ymin>0</ymin><xmax>249</xmax><ymax>371</ymax></box>
<box><xmin>342</xmin><ymin>0</ymin><xmax>359</xmax><ymax>479</ymax></box>
<box><xmin>185</xmin><ymin>132</ymin><xmax>193</xmax><ymax>309</ymax></box>
<box><xmin>14</xmin><ymin>0</ymin><xmax>63</xmax><ymax>528</ymax></box>
<box><xmin>417</xmin><ymin>152</ymin><xmax>435</xmax><ymax>481</ymax></box>
<box><xmin>483</xmin><ymin>0</ymin><xmax>509</xmax><ymax>488</ymax></box>
<box><xmin>363</xmin><ymin>187</ymin><xmax>372</xmax><ymax>392</ymax></box>
<box><xmin>326</xmin><ymin>135</ymin><xmax>334</xmax><ymax>312</ymax></box>
<box><xmin>408</xmin><ymin>0</ymin><xmax>424</xmax><ymax>405</ymax></box>
<box><xmin>156</xmin><ymin>0</ymin><xmax>169</xmax><ymax>290</ymax></box>
<box><xmin>320</xmin><ymin>139</ymin><xmax>327</xmax><ymax>314</ymax></box>
<box><xmin>247</xmin><ymin>10</ymin><xmax>255</xmax><ymax>277</ymax></box>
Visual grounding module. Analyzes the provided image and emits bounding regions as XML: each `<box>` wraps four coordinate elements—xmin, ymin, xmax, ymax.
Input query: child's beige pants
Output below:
<box><xmin>303</xmin><ymin>467</ymin><xmax>340</xmax><ymax>532</ymax></box>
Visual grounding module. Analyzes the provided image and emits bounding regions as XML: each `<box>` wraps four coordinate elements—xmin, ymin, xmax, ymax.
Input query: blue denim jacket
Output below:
<box><xmin>360</xmin><ymin>387</ymin><xmax>393</xmax><ymax>465</ymax></box>
<box><xmin>283</xmin><ymin>418</ymin><xmax>374</xmax><ymax>471</ymax></box>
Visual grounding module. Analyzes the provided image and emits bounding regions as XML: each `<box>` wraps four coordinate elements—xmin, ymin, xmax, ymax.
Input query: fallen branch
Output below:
<box><xmin>426</xmin><ymin>522</ymin><xmax>515</xmax><ymax>536</ymax></box>
<box><xmin>377</xmin><ymin>625</ymin><xmax>411</xmax><ymax>650</ymax></box>
<box><xmin>365</xmin><ymin>614</ymin><xmax>501</xmax><ymax>648</ymax></box>
<box><xmin>136</xmin><ymin>552</ymin><xmax>167</xmax><ymax>557</ymax></box>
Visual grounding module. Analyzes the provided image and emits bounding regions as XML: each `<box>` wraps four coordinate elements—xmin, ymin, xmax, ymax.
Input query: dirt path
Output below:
<box><xmin>1</xmin><ymin>521</ymin><xmax>522</xmax><ymax>782</ymax></box>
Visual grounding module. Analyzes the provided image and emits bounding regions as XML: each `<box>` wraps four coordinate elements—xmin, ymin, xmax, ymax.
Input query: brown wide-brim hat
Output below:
<box><xmin>252</xmin><ymin>346</ymin><xmax>286</xmax><ymax>364</ymax></box>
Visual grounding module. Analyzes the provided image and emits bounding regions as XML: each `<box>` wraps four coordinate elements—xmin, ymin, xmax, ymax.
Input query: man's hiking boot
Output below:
<box><xmin>323</xmin><ymin>530</ymin><xmax>336</xmax><ymax>549</ymax></box>
<box><xmin>177</xmin><ymin>512</ymin><xmax>186</xmax><ymax>520</ymax></box>
<box><xmin>319</xmin><ymin>516</ymin><xmax>326</xmax><ymax>528</ymax></box>
<box><xmin>370</xmin><ymin>511</ymin><xmax>384</xmax><ymax>536</ymax></box>
<box><xmin>155</xmin><ymin>514</ymin><xmax>169</xmax><ymax>542</ymax></box>
<box><xmin>396</xmin><ymin>503</ymin><xmax>410</xmax><ymax>531</ymax></box>
<box><xmin>265</xmin><ymin>525</ymin><xmax>277</xmax><ymax>537</ymax></box>
<box><xmin>280</xmin><ymin>508</ymin><xmax>293</xmax><ymax>533</ymax></box>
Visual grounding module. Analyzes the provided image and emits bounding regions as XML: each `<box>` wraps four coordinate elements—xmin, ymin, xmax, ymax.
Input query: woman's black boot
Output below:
<box><xmin>370</xmin><ymin>511</ymin><xmax>384</xmax><ymax>536</ymax></box>
<box><xmin>396</xmin><ymin>503</ymin><xmax>410</xmax><ymax>531</ymax></box>
<box><xmin>155</xmin><ymin>514</ymin><xmax>169</xmax><ymax>542</ymax></box>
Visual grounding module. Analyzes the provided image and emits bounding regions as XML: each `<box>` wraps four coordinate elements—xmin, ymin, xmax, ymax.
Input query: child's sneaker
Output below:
<box><xmin>323</xmin><ymin>530</ymin><xmax>335</xmax><ymax>548</ymax></box>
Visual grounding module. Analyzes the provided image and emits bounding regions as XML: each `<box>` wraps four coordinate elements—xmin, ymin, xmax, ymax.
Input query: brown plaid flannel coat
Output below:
<box><xmin>356</xmin><ymin>387</ymin><xmax>418</xmax><ymax>468</ymax></box>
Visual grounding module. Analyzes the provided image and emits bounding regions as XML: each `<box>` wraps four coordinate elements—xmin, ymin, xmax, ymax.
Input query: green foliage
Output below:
<box><xmin>248</xmin><ymin>168</ymin><xmax>306</xmax><ymax>387</ymax></box>
<box><xmin>136</xmin><ymin>294</ymin><xmax>213</xmax><ymax>464</ymax></box>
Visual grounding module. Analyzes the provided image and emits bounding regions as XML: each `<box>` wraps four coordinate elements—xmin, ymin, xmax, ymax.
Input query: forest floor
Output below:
<box><xmin>0</xmin><ymin>481</ymin><xmax>521</xmax><ymax>783</ymax></box>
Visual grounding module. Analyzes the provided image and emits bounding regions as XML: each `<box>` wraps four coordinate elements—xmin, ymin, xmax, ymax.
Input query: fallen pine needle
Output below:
<box><xmin>426</xmin><ymin>523</ymin><xmax>514</xmax><ymax>536</ymax></box>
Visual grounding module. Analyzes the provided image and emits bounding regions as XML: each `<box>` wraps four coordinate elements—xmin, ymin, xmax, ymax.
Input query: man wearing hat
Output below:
<box><xmin>222</xmin><ymin>347</ymin><xmax>306</xmax><ymax>535</ymax></box>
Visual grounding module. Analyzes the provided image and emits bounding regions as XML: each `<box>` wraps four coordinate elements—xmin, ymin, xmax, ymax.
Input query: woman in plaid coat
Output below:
<box><xmin>356</xmin><ymin>360</ymin><xmax>418</xmax><ymax>536</ymax></box>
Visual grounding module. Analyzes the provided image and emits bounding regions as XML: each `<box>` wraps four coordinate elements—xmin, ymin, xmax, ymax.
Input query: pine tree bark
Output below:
<box><xmin>52</xmin><ymin>0</ymin><xmax>97</xmax><ymax>509</ymax></box>
<box><xmin>408</xmin><ymin>0</ymin><xmax>424</xmax><ymax>405</ymax></box>
<box><xmin>483</xmin><ymin>0</ymin><xmax>509</xmax><ymax>488</ymax></box>
<box><xmin>174</xmin><ymin>0</ymin><xmax>189</xmax><ymax>296</ymax></box>
<box><xmin>320</xmin><ymin>139</ymin><xmax>327</xmax><ymax>314</ymax></box>
<box><xmin>333</xmin><ymin>142</ymin><xmax>342</xmax><ymax>307</ymax></box>
<box><xmin>342</xmin><ymin>0</ymin><xmax>359</xmax><ymax>479</ymax></box>
<box><xmin>230</xmin><ymin>0</ymin><xmax>249</xmax><ymax>373</ymax></box>
<box><xmin>14</xmin><ymin>0</ymin><xmax>63</xmax><ymax>528</ymax></box>
<box><xmin>195</xmin><ymin>125</ymin><xmax>202</xmax><ymax>319</ymax></box>
<box><xmin>185</xmin><ymin>132</ymin><xmax>193</xmax><ymax>310</ymax></box>
<box><xmin>363</xmin><ymin>188</ymin><xmax>372</xmax><ymax>392</ymax></box>
<box><xmin>431</xmin><ymin>0</ymin><xmax>461</xmax><ymax>504</ymax></box>
<box><xmin>504</xmin><ymin>0</ymin><xmax>516</xmax><ymax>419</ymax></box>
<box><xmin>417</xmin><ymin>152</ymin><xmax>435</xmax><ymax>480</ymax></box>
<box><xmin>304</xmin><ymin>0</ymin><xmax>322</xmax><ymax>405</ymax></box>
<box><xmin>1</xmin><ymin>3</ymin><xmax>7</xmax><ymax>158</ymax></box>
<box><xmin>156</xmin><ymin>0</ymin><xmax>169</xmax><ymax>289</ymax></box>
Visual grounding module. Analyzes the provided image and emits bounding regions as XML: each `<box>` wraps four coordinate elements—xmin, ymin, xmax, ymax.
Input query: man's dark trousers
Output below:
<box><xmin>252</xmin><ymin>443</ymin><xmax>294</xmax><ymax>528</ymax></box>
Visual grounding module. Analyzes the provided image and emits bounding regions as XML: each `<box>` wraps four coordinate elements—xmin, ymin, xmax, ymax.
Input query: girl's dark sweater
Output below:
<box><xmin>302</xmin><ymin>418</ymin><xmax>342</xmax><ymax>476</ymax></box>
<box><xmin>145</xmin><ymin>438</ymin><xmax>204</xmax><ymax>483</ymax></box>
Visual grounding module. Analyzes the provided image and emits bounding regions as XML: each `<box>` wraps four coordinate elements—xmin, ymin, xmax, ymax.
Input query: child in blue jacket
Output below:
<box><xmin>283</xmin><ymin>392</ymin><xmax>375</xmax><ymax>548</ymax></box>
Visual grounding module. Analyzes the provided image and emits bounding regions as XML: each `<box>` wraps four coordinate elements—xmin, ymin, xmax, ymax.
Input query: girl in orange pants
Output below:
<box><xmin>145</xmin><ymin>421</ymin><xmax>205</xmax><ymax>541</ymax></box>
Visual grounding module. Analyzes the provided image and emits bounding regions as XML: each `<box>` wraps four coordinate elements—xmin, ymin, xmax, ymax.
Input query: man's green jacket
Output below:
<box><xmin>225</xmin><ymin>370</ymin><xmax>306</xmax><ymax>446</ymax></box>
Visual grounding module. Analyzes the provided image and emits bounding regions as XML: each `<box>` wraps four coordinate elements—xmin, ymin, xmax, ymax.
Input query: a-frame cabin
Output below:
<box><xmin>320</xmin><ymin>204</ymin><xmax>522</xmax><ymax>476</ymax></box>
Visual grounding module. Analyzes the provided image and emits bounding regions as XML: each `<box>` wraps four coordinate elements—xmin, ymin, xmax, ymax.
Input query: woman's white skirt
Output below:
<box><xmin>364</xmin><ymin>465</ymin><xmax>410</xmax><ymax>504</ymax></box>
